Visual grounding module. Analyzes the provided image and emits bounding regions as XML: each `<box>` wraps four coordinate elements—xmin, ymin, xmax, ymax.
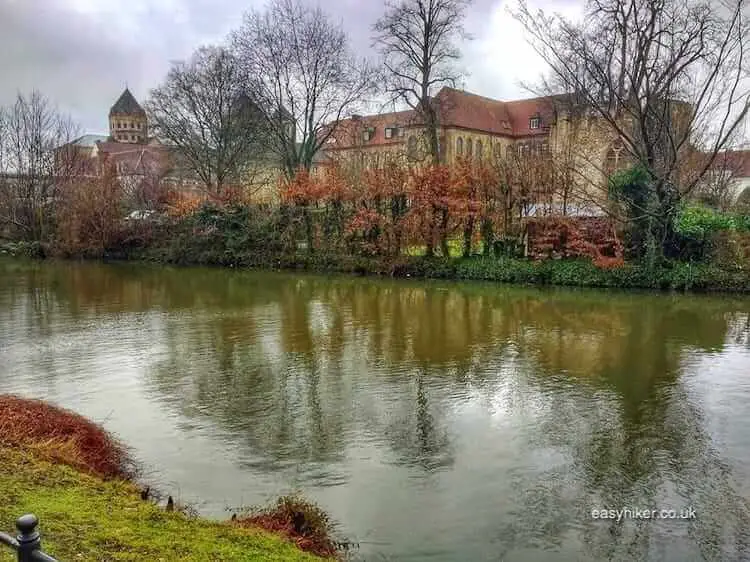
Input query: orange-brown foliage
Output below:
<box><xmin>56</xmin><ymin>169</ymin><xmax>125</xmax><ymax>256</ymax></box>
<box><xmin>166</xmin><ymin>192</ymin><xmax>205</xmax><ymax>218</ymax></box>
<box><xmin>526</xmin><ymin>216</ymin><xmax>624</xmax><ymax>267</ymax></box>
<box><xmin>0</xmin><ymin>395</ymin><xmax>130</xmax><ymax>479</ymax></box>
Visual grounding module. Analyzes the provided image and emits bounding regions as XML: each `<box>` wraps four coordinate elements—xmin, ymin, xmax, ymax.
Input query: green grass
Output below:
<box><xmin>0</xmin><ymin>446</ymin><xmax>324</xmax><ymax>561</ymax></box>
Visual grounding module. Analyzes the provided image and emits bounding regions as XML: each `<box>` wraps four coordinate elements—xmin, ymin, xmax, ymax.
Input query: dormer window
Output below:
<box><xmin>529</xmin><ymin>116</ymin><xmax>541</xmax><ymax>130</ymax></box>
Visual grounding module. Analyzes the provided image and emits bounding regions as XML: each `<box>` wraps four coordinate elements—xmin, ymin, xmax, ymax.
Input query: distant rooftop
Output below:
<box><xmin>109</xmin><ymin>88</ymin><xmax>146</xmax><ymax>117</ymax></box>
<box><xmin>72</xmin><ymin>134</ymin><xmax>109</xmax><ymax>148</ymax></box>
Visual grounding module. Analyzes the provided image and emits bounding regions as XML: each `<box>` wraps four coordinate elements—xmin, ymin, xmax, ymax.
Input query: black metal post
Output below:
<box><xmin>16</xmin><ymin>514</ymin><xmax>41</xmax><ymax>562</ymax></box>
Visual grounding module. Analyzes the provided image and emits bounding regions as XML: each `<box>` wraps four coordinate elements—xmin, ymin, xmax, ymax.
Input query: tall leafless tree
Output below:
<box><xmin>514</xmin><ymin>0</ymin><xmax>750</xmax><ymax>258</ymax></box>
<box><xmin>146</xmin><ymin>46</ymin><xmax>269</xmax><ymax>197</ymax></box>
<box><xmin>373</xmin><ymin>0</ymin><xmax>472</xmax><ymax>163</ymax></box>
<box><xmin>0</xmin><ymin>91</ymin><xmax>81</xmax><ymax>242</ymax></box>
<box><xmin>231</xmin><ymin>0</ymin><xmax>377</xmax><ymax>179</ymax></box>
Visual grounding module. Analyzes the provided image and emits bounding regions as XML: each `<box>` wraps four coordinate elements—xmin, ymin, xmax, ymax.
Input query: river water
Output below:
<box><xmin>1</xmin><ymin>258</ymin><xmax>749</xmax><ymax>561</ymax></box>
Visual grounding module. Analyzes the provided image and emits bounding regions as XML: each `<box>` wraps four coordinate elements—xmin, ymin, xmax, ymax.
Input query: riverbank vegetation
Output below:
<box><xmin>1</xmin><ymin>159</ymin><xmax>749</xmax><ymax>293</ymax></box>
<box><xmin>0</xmin><ymin>396</ymin><xmax>338</xmax><ymax>560</ymax></box>
<box><xmin>1</xmin><ymin>0</ymin><xmax>749</xmax><ymax>292</ymax></box>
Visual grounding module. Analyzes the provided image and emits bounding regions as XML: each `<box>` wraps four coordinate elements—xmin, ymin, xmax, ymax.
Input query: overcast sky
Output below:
<box><xmin>0</xmin><ymin>0</ymin><xmax>582</xmax><ymax>135</ymax></box>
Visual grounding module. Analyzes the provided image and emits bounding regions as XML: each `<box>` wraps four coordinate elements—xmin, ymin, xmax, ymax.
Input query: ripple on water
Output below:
<box><xmin>2</xmin><ymin>261</ymin><xmax>750</xmax><ymax>562</ymax></box>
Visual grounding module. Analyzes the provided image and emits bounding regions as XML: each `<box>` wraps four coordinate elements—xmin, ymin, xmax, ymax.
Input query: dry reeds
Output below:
<box><xmin>0</xmin><ymin>395</ymin><xmax>132</xmax><ymax>480</ymax></box>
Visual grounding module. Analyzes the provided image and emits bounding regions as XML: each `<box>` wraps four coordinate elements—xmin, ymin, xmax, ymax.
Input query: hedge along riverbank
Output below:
<box><xmin>126</xmin><ymin>240</ymin><xmax>750</xmax><ymax>293</ymax></box>
<box><xmin>0</xmin><ymin>396</ymin><xmax>340</xmax><ymax>560</ymax></box>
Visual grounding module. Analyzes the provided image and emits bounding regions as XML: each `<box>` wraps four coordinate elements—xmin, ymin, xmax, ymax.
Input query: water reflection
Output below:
<box><xmin>1</xmin><ymin>259</ymin><xmax>749</xmax><ymax>561</ymax></box>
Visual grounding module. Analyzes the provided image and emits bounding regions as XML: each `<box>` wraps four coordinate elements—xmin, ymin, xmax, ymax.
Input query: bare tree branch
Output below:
<box><xmin>145</xmin><ymin>46</ymin><xmax>269</xmax><ymax>197</ymax></box>
<box><xmin>373</xmin><ymin>0</ymin><xmax>472</xmax><ymax>163</ymax></box>
<box><xmin>231</xmin><ymin>0</ymin><xmax>377</xmax><ymax>179</ymax></box>
<box><xmin>0</xmin><ymin>91</ymin><xmax>81</xmax><ymax>241</ymax></box>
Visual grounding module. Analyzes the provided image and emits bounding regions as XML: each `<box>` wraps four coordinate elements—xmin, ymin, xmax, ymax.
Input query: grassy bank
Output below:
<box><xmin>0</xmin><ymin>396</ymin><xmax>334</xmax><ymax>561</ymax></box>
<box><xmin>129</xmin><ymin>241</ymin><xmax>750</xmax><ymax>293</ymax></box>
<box><xmin>5</xmin><ymin>233</ymin><xmax>750</xmax><ymax>293</ymax></box>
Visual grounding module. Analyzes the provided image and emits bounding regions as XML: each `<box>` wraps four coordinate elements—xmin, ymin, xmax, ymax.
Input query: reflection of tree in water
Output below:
<box><xmin>379</xmin><ymin>369</ymin><xmax>455</xmax><ymax>471</ymax></box>
<box><xmin>493</xmin><ymin>309</ymin><xmax>750</xmax><ymax>561</ymax></box>
<box><xmin>6</xmin><ymin>260</ymin><xmax>750</xmax><ymax>558</ymax></box>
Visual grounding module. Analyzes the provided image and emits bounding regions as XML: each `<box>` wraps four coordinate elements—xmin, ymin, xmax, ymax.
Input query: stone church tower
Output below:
<box><xmin>109</xmin><ymin>88</ymin><xmax>147</xmax><ymax>144</ymax></box>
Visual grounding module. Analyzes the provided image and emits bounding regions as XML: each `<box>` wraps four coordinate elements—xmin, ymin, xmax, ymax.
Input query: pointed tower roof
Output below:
<box><xmin>109</xmin><ymin>88</ymin><xmax>146</xmax><ymax>117</ymax></box>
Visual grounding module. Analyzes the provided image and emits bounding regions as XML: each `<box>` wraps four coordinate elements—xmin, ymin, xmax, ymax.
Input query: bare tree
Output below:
<box><xmin>373</xmin><ymin>0</ymin><xmax>472</xmax><ymax>163</ymax></box>
<box><xmin>0</xmin><ymin>91</ymin><xmax>81</xmax><ymax>242</ymax></box>
<box><xmin>231</xmin><ymin>0</ymin><xmax>377</xmax><ymax>179</ymax></box>
<box><xmin>514</xmin><ymin>0</ymin><xmax>750</xmax><ymax>259</ymax></box>
<box><xmin>146</xmin><ymin>46</ymin><xmax>269</xmax><ymax>198</ymax></box>
<box><xmin>690</xmin><ymin>149</ymin><xmax>747</xmax><ymax>211</ymax></box>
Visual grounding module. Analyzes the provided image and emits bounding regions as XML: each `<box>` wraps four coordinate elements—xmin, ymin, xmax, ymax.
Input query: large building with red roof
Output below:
<box><xmin>321</xmin><ymin>87</ymin><xmax>616</xmax><ymax>214</ymax></box>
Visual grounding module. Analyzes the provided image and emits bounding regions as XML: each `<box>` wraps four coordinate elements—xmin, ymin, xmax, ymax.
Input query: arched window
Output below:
<box><xmin>475</xmin><ymin>140</ymin><xmax>483</xmax><ymax>160</ymax></box>
<box><xmin>466</xmin><ymin>138</ymin><xmax>473</xmax><ymax>158</ymax></box>
<box><xmin>605</xmin><ymin>139</ymin><xmax>629</xmax><ymax>174</ymax></box>
<box><xmin>456</xmin><ymin>137</ymin><xmax>464</xmax><ymax>156</ymax></box>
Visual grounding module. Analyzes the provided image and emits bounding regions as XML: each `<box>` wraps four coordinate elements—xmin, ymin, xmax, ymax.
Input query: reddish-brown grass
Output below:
<box><xmin>234</xmin><ymin>495</ymin><xmax>341</xmax><ymax>559</ymax></box>
<box><xmin>0</xmin><ymin>395</ymin><xmax>131</xmax><ymax>480</ymax></box>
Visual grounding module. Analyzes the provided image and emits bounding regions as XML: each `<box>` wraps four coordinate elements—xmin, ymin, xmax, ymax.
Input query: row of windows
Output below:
<box><xmin>456</xmin><ymin>137</ymin><xmax>485</xmax><ymax>159</ymax></box>
<box><xmin>115</xmin><ymin>121</ymin><xmax>144</xmax><ymax>130</ymax></box>
<box><xmin>455</xmin><ymin>137</ymin><xmax>550</xmax><ymax>159</ymax></box>
<box><xmin>363</xmin><ymin>126</ymin><xmax>405</xmax><ymax>142</ymax></box>
<box><xmin>117</xmin><ymin>133</ymin><xmax>141</xmax><ymax>142</ymax></box>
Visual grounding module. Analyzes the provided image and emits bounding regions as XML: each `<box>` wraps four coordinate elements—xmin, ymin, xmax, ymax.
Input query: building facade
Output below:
<box><xmin>108</xmin><ymin>89</ymin><xmax>148</xmax><ymax>144</ymax></box>
<box><xmin>322</xmin><ymin>87</ymin><xmax>624</xmax><ymax>215</ymax></box>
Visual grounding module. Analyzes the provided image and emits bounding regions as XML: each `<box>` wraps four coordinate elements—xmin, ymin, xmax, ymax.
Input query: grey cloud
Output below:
<box><xmin>0</xmin><ymin>0</ymin><xmax>557</xmax><ymax>134</ymax></box>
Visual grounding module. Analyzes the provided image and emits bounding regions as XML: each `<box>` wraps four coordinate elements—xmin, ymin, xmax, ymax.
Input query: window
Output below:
<box><xmin>605</xmin><ymin>139</ymin><xmax>629</xmax><ymax>174</ymax></box>
<box><xmin>363</xmin><ymin>127</ymin><xmax>375</xmax><ymax>142</ymax></box>
<box><xmin>385</xmin><ymin>127</ymin><xmax>394</xmax><ymax>139</ymax></box>
<box><xmin>506</xmin><ymin>145</ymin><xmax>515</xmax><ymax>158</ymax></box>
<box><xmin>475</xmin><ymin>140</ymin><xmax>483</xmax><ymax>160</ymax></box>
<box><xmin>541</xmin><ymin>142</ymin><xmax>550</xmax><ymax>160</ymax></box>
<box><xmin>466</xmin><ymin>138</ymin><xmax>473</xmax><ymax>158</ymax></box>
<box><xmin>398</xmin><ymin>127</ymin><xmax>405</xmax><ymax>137</ymax></box>
<box><xmin>456</xmin><ymin>137</ymin><xmax>464</xmax><ymax>156</ymax></box>
<box><xmin>529</xmin><ymin>116</ymin><xmax>540</xmax><ymax>129</ymax></box>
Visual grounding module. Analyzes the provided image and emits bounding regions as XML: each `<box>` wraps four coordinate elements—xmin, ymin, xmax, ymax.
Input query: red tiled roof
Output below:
<box><xmin>94</xmin><ymin>142</ymin><xmax>172</xmax><ymax>176</ymax></box>
<box><xmin>505</xmin><ymin>96</ymin><xmax>559</xmax><ymax>137</ymax></box>
<box><xmin>435</xmin><ymin>88</ymin><xmax>514</xmax><ymax>135</ymax></box>
<box><xmin>324</xmin><ymin>109</ymin><xmax>416</xmax><ymax>149</ymax></box>
<box><xmin>710</xmin><ymin>150</ymin><xmax>750</xmax><ymax>177</ymax></box>
<box><xmin>324</xmin><ymin>87</ymin><xmax>564</xmax><ymax>149</ymax></box>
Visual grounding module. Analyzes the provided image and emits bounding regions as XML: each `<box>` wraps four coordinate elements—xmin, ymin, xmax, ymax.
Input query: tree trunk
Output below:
<box><xmin>440</xmin><ymin>207</ymin><xmax>450</xmax><ymax>257</ymax></box>
<box><xmin>303</xmin><ymin>205</ymin><xmax>314</xmax><ymax>254</ymax></box>
<box><xmin>463</xmin><ymin>216</ymin><xmax>475</xmax><ymax>258</ymax></box>
<box><xmin>481</xmin><ymin>217</ymin><xmax>494</xmax><ymax>257</ymax></box>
